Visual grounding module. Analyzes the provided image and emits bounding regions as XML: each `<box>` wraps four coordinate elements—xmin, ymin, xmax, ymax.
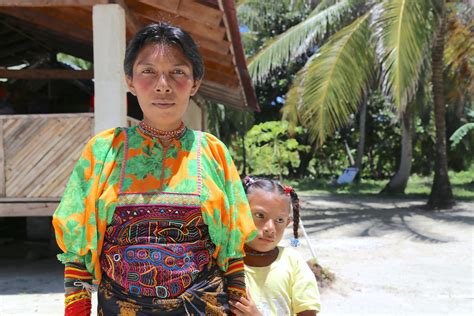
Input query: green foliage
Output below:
<box><xmin>290</xmin><ymin>164</ymin><xmax>474</xmax><ymax>201</ymax></box>
<box><xmin>380</xmin><ymin>0</ymin><xmax>433</xmax><ymax>113</ymax></box>
<box><xmin>247</xmin><ymin>0</ymin><xmax>357</xmax><ymax>83</ymax></box>
<box><xmin>236</xmin><ymin>0</ymin><xmax>473</xmax><ymax>189</ymax></box>
<box><xmin>57</xmin><ymin>53</ymin><xmax>92</xmax><ymax>70</ymax></box>
<box><xmin>206</xmin><ymin>102</ymin><xmax>254</xmax><ymax>145</ymax></box>
<box><xmin>237</xmin><ymin>0</ymin><xmax>314</xmax><ymax>58</ymax></box>
<box><xmin>292</xmin><ymin>13</ymin><xmax>375</xmax><ymax>145</ymax></box>
<box><xmin>450</xmin><ymin>122</ymin><xmax>474</xmax><ymax>148</ymax></box>
<box><xmin>231</xmin><ymin>121</ymin><xmax>310</xmax><ymax>179</ymax></box>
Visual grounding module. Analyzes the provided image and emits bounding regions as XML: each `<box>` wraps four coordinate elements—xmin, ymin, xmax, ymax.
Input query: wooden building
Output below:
<box><xmin>0</xmin><ymin>0</ymin><xmax>258</xmax><ymax>217</ymax></box>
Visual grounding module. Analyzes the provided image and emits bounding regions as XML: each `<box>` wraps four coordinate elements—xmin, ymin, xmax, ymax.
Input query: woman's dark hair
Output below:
<box><xmin>243</xmin><ymin>176</ymin><xmax>300</xmax><ymax>241</ymax></box>
<box><xmin>124</xmin><ymin>23</ymin><xmax>204</xmax><ymax>80</ymax></box>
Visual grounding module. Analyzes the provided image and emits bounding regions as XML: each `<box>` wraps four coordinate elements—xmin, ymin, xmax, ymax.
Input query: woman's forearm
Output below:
<box><xmin>64</xmin><ymin>262</ymin><xmax>92</xmax><ymax>316</ymax></box>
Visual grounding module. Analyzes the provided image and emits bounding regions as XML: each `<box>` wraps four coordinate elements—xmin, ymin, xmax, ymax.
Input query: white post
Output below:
<box><xmin>93</xmin><ymin>4</ymin><xmax>127</xmax><ymax>134</ymax></box>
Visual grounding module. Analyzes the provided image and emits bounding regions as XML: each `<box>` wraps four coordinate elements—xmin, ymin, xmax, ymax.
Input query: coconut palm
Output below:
<box><xmin>240</xmin><ymin>0</ymin><xmax>472</xmax><ymax>209</ymax></box>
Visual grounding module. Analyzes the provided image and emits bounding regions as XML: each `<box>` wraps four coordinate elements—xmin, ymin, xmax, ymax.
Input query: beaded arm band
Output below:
<box><xmin>64</xmin><ymin>262</ymin><xmax>92</xmax><ymax>316</ymax></box>
<box><xmin>224</xmin><ymin>257</ymin><xmax>247</xmax><ymax>301</ymax></box>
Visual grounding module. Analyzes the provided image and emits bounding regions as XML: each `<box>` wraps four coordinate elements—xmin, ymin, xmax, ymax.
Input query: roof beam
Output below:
<box><xmin>0</xmin><ymin>8</ymin><xmax>92</xmax><ymax>43</ymax></box>
<box><xmin>0</xmin><ymin>0</ymin><xmax>107</xmax><ymax>6</ymax></box>
<box><xmin>114</xmin><ymin>0</ymin><xmax>142</xmax><ymax>37</ymax></box>
<box><xmin>138</xmin><ymin>0</ymin><xmax>223</xmax><ymax>27</ymax></box>
<box><xmin>136</xmin><ymin>15</ymin><xmax>230</xmax><ymax>55</ymax></box>
<box><xmin>129</xmin><ymin>2</ymin><xmax>226</xmax><ymax>41</ymax></box>
<box><xmin>0</xmin><ymin>69</ymin><xmax>93</xmax><ymax>79</ymax></box>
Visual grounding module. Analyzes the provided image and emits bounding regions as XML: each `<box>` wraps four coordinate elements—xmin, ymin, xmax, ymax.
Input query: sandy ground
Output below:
<box><xmin>0</xmin><ymin>195</ymin><xmax>472</xmax><ymax>316</ymax></box>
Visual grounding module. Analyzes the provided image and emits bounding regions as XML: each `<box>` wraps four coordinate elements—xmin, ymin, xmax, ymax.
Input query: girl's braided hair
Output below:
<box><xmin>242</xmin><ymin>176</ymin><xmax>300</xmax><ymax>242</ymax></box>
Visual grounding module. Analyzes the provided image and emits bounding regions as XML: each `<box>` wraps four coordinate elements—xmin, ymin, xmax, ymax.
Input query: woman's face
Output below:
<box><xmin>246</xmin><ymin>189</ymin><xmax>292</xmax><ymax>253</ymax></box>
<box><xmin>126</xmin><ymin>43</ymin><xmax>201</xmax><ymax>130</ymax></box>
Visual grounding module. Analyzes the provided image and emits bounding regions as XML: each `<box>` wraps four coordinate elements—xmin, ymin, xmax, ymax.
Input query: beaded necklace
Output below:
<box><xmin>138</xmin><ymin>121</ymin><xmax>187</xmax><ymax>144</ymax></box>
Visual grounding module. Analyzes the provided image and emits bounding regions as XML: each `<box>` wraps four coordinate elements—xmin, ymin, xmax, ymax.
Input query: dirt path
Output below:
<box><xmin>289</xmin><ymin>195</ymin><xmax>474</xmax><ymax>316</ymax></box>
<box><xmin>0</xmin><ymin>195</ymin><xmax>472</xmax><ymax>315</ymax></box>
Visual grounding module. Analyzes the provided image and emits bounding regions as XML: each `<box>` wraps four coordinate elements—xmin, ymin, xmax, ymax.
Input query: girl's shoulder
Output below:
<box><xmin>277</xmin><ymin>246</ymin><xmax>308</xmax><ymax>265</ymax></box>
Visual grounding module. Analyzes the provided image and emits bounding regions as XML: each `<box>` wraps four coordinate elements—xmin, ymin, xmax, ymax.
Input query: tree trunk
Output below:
<box><xmin>427</xmin><ymin>10</ymin><xmax>455</xmax><ymax>209</ymax></box>
<box><xmin>296</xmin><ymin>147</ymin><xmax>315</xmax><ymax>178</ymax></box>
<box><xmin>355</xmin><ymin>100</ymin><xmax>368</xmax><ymax>177</ymax></box>
<box><xmin>381</xmin><ymin>110</ymin><xmax>414</xmax><ymax>194</ymax></box>
<box><xmin>241</xmin><ymin>133</ymin><xmax>247</xmax><ymax>176</ymax></box>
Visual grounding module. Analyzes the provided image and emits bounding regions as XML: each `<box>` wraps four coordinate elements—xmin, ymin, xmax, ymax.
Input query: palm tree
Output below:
<box><xmin>240</xmin><ymin>0</ymin><xmax>471</xmax><ymax>209</ymax></box>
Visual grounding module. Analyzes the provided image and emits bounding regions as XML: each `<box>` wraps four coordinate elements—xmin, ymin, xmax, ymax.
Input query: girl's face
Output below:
<box><xmin>246</xmin><ymin>189</ymin><xmax>292</xmax><ymax>253</ymax></box>
<box><xmin>126</xmin><ymin>43</ymin><xmax>201</xmax><ymax>131</ymax></box>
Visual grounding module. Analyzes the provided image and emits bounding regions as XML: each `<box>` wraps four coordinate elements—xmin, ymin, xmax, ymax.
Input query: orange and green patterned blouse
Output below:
<box><xmin>52</xmin><ymin>126</ymin><xmax>256</xmax><ymax>285</ymax></box>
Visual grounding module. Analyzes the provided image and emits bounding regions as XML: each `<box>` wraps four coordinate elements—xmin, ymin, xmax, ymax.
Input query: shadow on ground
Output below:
<box><xmin>299</xmin><ymin>195</ymin><xmax>473</xmax><ymax>244</ymax></box>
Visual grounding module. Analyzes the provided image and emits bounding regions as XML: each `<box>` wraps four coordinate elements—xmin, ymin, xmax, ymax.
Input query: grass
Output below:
<box><xmin>289</xmin><ymin>165</ymin><xmax>474</xmax><ymax>201</ymax></box>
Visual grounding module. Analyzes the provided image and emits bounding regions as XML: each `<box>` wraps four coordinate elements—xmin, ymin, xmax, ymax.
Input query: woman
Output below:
<box><xmin>53</xmin><ymin>23</ymin><xmax>256</xmax><ymax>315</ymax></box>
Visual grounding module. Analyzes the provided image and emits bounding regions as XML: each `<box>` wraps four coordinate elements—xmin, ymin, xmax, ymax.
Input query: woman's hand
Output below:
<box><xmin>229</xmin><ymin>290</ymin><xmax>262</xmax><ymax>316</ymax></box>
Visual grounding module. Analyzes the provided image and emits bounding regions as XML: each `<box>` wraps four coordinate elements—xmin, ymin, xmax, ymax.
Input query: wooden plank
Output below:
<box><xmin>6</xmin><ymin>120</ymin><xmax>56</xmax><ymax>194</ymax></box>
<box><xmin>199</xmin><ymin>82</ymin><xmax>245</xmax><ymax>109</ymax></box>
<box><xmin>7</xmin><ymin>118</ymin><xmax>73</xmax><ymax>191</ymax></box>
<box><xmin>130</xmin><ymin>2</ymin><xmax>226</xmax><ymax>41</ymax></box>
<box><xmin>178</xmin><ymin>1</ymin><xmax>223</xmax><ymax>27</ymax></box>
<box><xmin>0</xmin><ymin>69</ymin><xmax>94</xmax><ymax>79</ymax></box>
<box><xmin>0</xmin><ymin>8</ymin><xmax>92</xmax><ymax>43</ymax></box>
<box><xmin>115</xmin><ymin>0</ymin><xmax>142</xmax><ymax>37</ymax></box>
<box><xmin>27</xmin><ymin>118</ymin><xmax>90</xmax><ymax>197</ymax></box>
<box><xmin>36</xmin><ymin>117</ymin><xmax>92</xmax><ymax>197</ymax></box>
<box><xmin>204</xmin><ymin>59</ymin><xmax>235</xmax><ymax>77</ymax></box>
<box><xmin>200</xmin><ymin>47</ymin><xmax>233</xmax><ymax>66</ymax></box>
<box><xmin>4</xmin><ymin>116</ymin><xmax>91</xmax><ymax>197</ymax></box>
<box><xmin>0</xmin><ymin>0</ymin><xmax>107</xmax><ymax>6</ymax></box>
<box><xmin>135</xmin><ymin>15</ymin><xmax>230</xmax><ymax>55</ymax></box>
<box><xmin>36</xmin><ymin>7</ymin><xmax>93</xmax><ymax>31</ymax></box>
<box><xmin>139</xmin><ymin>0</ymin><xmax>223</xmax><ymax>27</ymax></box>
<box><xmin>4</xmin><ymin>118</ymin><xmax>50</xmax><ymax>161</ymax></box>
<box><xmin>0</xmin><ymin>202</ymin><xmax>58</xmax><ymax>217</ymax></box>
<box><xmin>137</xmin><ymin>0</ymin><xmax>180</xmax><ymax>13</ymax></box>
<box><xmin>203</xmin><ymin>68</ymin><xmax>239</xmax><ymax>89</ymax></box>
<box><xmin>190</xmin><ymin>33</ymin><xmax>230</xmax><ymax>56</ymax></box>
<box><xmin>0</xmin><ymin>197</ymin><xmax>59</xmax><ymax>202</ymax></box>
<box><xmin>0</xmin><ymin>113</ymin><xmax>93</xmax><ymax>120</ymax></box>
<box><xmin>0</xmin><ymin>120</ymin><xmax>4</xmax><ymax>197</ymax></box>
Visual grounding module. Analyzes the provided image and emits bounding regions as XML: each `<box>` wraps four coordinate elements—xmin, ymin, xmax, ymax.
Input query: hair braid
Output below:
<box><xmin>289</xmin><ymin>188</ymin><xmax>300</xmax><ymax>240</ymax></box>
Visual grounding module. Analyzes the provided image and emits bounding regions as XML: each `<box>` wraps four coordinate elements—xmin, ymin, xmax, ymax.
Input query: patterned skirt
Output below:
<box><xmin>97</xmin><ymin>267</ymin><xmax>229</xmax><ymax>316</ymax></box>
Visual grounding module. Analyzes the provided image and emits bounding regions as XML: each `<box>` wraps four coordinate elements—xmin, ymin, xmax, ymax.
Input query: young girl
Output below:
<box><xmin>230</xmin><ymin>176</ymin><xmax>321</xmax><ymax>316</ymax></box>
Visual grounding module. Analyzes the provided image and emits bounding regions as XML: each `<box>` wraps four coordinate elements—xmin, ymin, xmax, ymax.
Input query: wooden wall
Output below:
<box><xmin>1</xmin><ymin>113</ymin><xmax>94</xmax><ymax>200</ymax></box>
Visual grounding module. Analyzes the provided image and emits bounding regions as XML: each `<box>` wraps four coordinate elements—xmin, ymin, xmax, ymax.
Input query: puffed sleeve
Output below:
<box><xmin>200</xmin><ymin>132</ymin><xmax>256</xmax><ymax>271</ymax></box>
<box><xmin>291</xmin><ymin>250</ymin><xmax>321</xmax><ymax>314</ymax></box>
<box><xmin>52</xmin><ymin>127</ymin><xmax>123</xmax><ymax>284</ymax></box>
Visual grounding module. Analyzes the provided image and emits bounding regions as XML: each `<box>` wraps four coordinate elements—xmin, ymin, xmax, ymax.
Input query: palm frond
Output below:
<box><xmin>281</xmin><ymin>73</ymin><xmax>304</xmax><ymax>135</ymax></box>
<box><xmin>237</xmin><ymin>0</ymin><xmax>312</xmax><ymax>30</ymax></box>
<box><xmin>379</xmin><ymin>0</ymin><xmax>433</xmax><ymax>113</ymax></box>
<box><xmin>309</xmin><ymin>0</ymin><xmax>340</xmax><ymax>16</ymax></box>
<box><xmin>297</xmin><ymin>13</ymin><xmax>375</xmax><ymax>145</ymax></box>
<box><xmin>450</xmin><ymin>122</ymin><xmax>474</xmax><ymax>148</ymax></box>
<box><xmin>444</xmin><ymin>10</ymin><xmax>474</xmax><ymax>103</ymax></box>
<box><xmin>248</xmin><ymin>0</ymin><xmax>356</xmax><ymax>83</ymax></box>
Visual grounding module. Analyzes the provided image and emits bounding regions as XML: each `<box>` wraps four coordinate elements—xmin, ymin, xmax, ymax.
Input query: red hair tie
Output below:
<box><xmin>284</xmin><ymin>185</ymin><xmax>292</xmax><ymax>195</ymax></box>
